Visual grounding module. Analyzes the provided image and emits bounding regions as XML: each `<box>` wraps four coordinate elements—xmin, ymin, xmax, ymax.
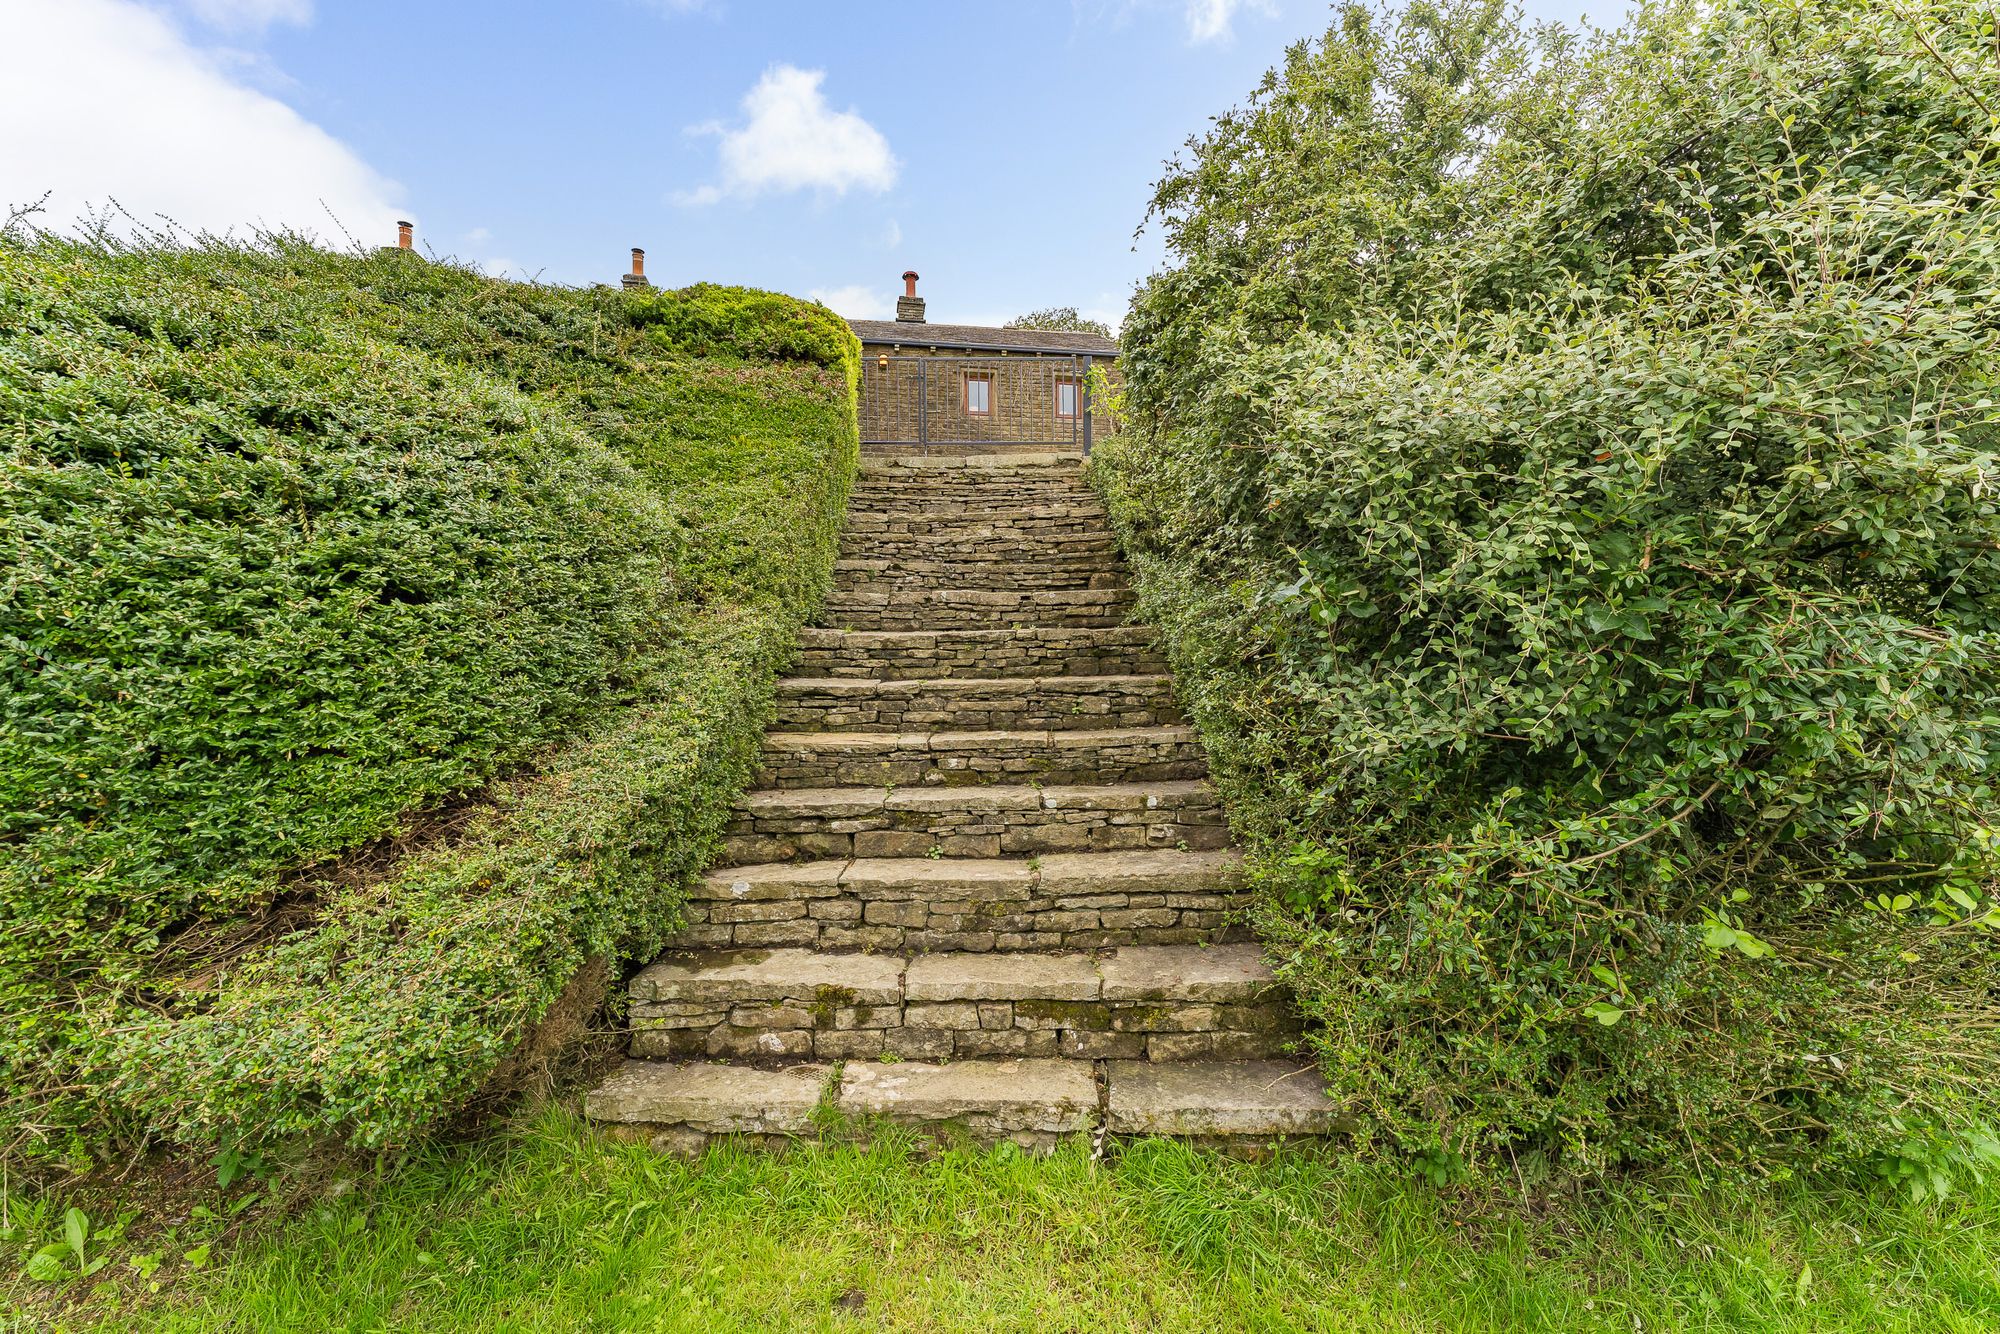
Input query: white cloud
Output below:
<box><xmin>181</xmin><ymin>0</ymin><xmax>313</xmax><ymax>33</ymax></box>
<box><xmin>465</xmin><ymin>226</ymin><xmax>493</xmax><ymax>244</ymax></box>
<box><xmin>882</xmin><ymin>218</ymin><xmax>902</xmax><ymax>248</ymax></box>
<box><xmin>1184</xmin><ymin>0</ymin><xmax>1273</xmax><ymax>42</ymax></box>
<box><xmin>0</xmin><ymin>0</ymin><xmax>405</xmax><ymax>241</ymax></box>
<box><xmin>808</xmin><ymin>284</ymin><xmax>892</xmax><ymax>320</ymax></box>
<box><xmin>481</xmin><ymin>257</ymin><xmax>522</xmax><ymax>280</ymax></box>
<box><xmin>680</xmin><ymin>65</ymin><xmax>897</xmax><ymax>205</ymax></box>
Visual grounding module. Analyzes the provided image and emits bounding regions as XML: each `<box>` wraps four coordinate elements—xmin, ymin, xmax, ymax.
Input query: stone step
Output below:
<box><xmin>794</xmin><ymin>626</ymin><xmax>1165</xmax><ymax>680</ymax></box>
<box><xmin>833</xmin><ymin>557</ymin><xmax>1127</xmax><ymax>593</ymax></box>
<box><xmin>772</xmin><ymin>675</ymin><xmax>1179</xmax><ymax>733</ymax></box>
<box><xmin>865</xmin><ymin>445</ymin><xmax>1090</xmax><ymax>459</ymax></box>
<box><xmin>843</xmin><ymin>507</ymin><xmax>1109</xmax><ymax>538</ymax></box>
<box><xmin>1103</xmin><ymin>1061</ymin><xmax>1351</xmax><ymax>1142</ymax></box>
<box><xmin>840</xmin><ymin>531</ymin><xmax>1117</xmax><ymax>558</ymax></box>
<box><xmin>838</xmin><ymin>1058</ymin><xmax>1098</xmax><ymax>1150</ymax></box>
<box><xmin>721</xmin><ymin>779</ymin><xmax>1228</xmax><ymax>865</ymax></box>
<box><xmin>626</xmin><ymin>943</ymin><xmax>1298</xmax><ymax>1062</ymax></box>
<box><xmin>757</xmin><ymin>725</ymin><xmax>1206</xmax><ymax>788</ymax></box>
<box><xmin>849</xmin><ymin>473</ymin><xmax>1090</xmax><ymax>493</ymax></box>
<box><xmin>672</xmin><ymin>847</ymin><xmax>1252</xmax><ymax>952</ymax></box>
<box><xmin>847</xmin><ymin>487</ymin><xmax>1096</xmax><ymax>507</ymax></box>
<box><xmin>858</xmin><ymin>451</ymin><xmax>1082</xmax><ymax>474</ymax></box>
<box><xmin>586</xmin><ymin>1058</ymin><xmax>1345</xmax><ymax>1153</ymax></box>
<box><xmin>821</xmin><ymin>586</ymin><xmax>1133</xmax><ymax>631</ymax></box>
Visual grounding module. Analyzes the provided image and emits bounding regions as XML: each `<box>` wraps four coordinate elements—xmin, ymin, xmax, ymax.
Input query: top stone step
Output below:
<box><xmin>859</xmin><ymin>452</ymin><xmax>1082</xmax><ymax>476</ymax></box>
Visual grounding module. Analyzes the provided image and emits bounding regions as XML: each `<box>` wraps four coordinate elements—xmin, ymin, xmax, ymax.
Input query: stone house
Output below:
<box><xmin>848</xmin><ymin>273</ymin><xmax>1120</xmax><ymax>451</ymax></box>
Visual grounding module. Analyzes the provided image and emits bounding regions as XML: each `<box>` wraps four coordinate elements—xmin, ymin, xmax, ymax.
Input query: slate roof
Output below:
<box><xmin>847</xmin><ymin>319</ymin><xmax>1119</xmax><ymax>357</ymax></box>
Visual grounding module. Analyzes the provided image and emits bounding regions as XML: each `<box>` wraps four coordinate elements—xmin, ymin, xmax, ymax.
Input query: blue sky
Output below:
<box><xmin>4</xmin><ymin>0</ymin><xmax>1623</xmax><ymax>329</ymax></box>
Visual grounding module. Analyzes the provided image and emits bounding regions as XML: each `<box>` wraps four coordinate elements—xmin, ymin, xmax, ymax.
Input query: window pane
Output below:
<box><xmin>1057</xmin><ymin>381</ymin><xmax>1077</xmax><ymax>416</ymax></box>
<box><xmin>968</xmin><ymin>377</ymin><xmax>989</xmax><ymax>413</ymax></box>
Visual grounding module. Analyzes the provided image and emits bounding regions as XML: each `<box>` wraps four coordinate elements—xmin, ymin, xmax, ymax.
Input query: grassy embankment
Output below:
<box><xmin>1</xmin><ymin>234</ymin><xmax>857</xmax><ymax>1162</ymax></box>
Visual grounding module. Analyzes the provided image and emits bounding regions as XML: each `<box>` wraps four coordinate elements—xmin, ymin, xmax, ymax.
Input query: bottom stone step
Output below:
<box><xmin>1105</xmin><ymin>1061</ymin><xmax>1352</xmax><ymax>1140</ymax></box>
<box><xmin>584</xmin><ymin>1058</ymin><xmax>1346</xmax><ymax>1153</ymax></box>
<box><xmin>840</xmin><ymin>1057</ymin><xmax>1097</xmax><ymax>1150</ymax></box>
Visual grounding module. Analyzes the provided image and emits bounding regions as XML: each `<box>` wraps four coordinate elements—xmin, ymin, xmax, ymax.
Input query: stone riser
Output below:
<box><xmin>833</xmin><ymin>566</ymin><xmax>1130</xmax><ymax>594</ymax></box>
<box><xmin>849</xmin><ymin>478</ymin><xmax>1094</xmax><ymax>496</ymax></box>
<box><xmin>772</xmin><ymin>677</ymin><xmax>1179</xmax><ymax>734</ymax></box>
<box><xmin>843</xmin><ymin>514</ymin><xmax>1108</xmax><ymax>538</ymax></box>
<box><xmin>841</xmin><ymin>521</ymin><xmax>1110</xmax><ymax>549</ymax></box>
<box><xmin>722</xmin><ymin>782</ymin><xmax>1228</xmax><ymax>865</ymax></box>
<box><xmin>634</xmin><ymin>1007</ymin><xmax>1287</xmax><ymax>1062</ymax></box>
<box><xmin>858</xmin><ymin>451</ymin><xmax>1085</xmax><ymax>471</ymax></box>
<box><xmin>671</xmin><ymin>885</ymin><xmax>1250</xmax><ymax>954</ymax></box>
<box><xmin>798</xmin><ymin>654</ymin><xmax>1163</xmax><ymax>681</ymax></box>
<box><xmin>845</xmin><ymin>500</ymin><xmax>1105</xmax><ymax>524</ymax></box>
<box><xmin>756</xmin><ymin>727</ymin><xmax>1206</xmax><ymax>788</ymax></box>
<box><xmin>823</xmin><ymin>601</ymin><xmax>1132</xmax><ymax>632</ymax></box>
<box><xmin>837</xmin><ymin>552</ymin><xmax>1119</xmax><ymax>578</ymax></box>
<box><xmin>628</xmin><ymin>945</ymin><xmax>1296</xmax><ymax>1063</ymax></box>
<box><xmin>793</xmin><ymin>627</ymin><xmax>1164</xmax><ymax>681</ymax></box>
<box><xmin>840</xmin><ymin>532</ymin><xmax>1116</xmax><ymax>557</ymax></box>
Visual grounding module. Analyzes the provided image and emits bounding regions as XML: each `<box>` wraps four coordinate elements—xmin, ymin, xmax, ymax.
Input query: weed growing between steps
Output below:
<box><xmin>10</xmin><ymin>1109</ymin><xmax>1999</xmax><ymax>1330</ymax></box>
<box><xmin>1093</xmin><ymin>0</ymin><xmax>2000</xmax><ymax>1183</ymax></box>
<box><xmin>1</xmin><ymin>232</ymin><xmax>859</xmax><ymax>1164</ymax></box>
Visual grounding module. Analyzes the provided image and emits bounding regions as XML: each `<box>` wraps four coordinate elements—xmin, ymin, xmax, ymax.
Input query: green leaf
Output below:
<box><xmin>63</xmin><ymin>1207</ymin><xmax>89</xmax><ymax>1262</ymax></box>
<box><xmin>27</xmin><ymin>1244</ymin><xmax>71</xmax><ymax>1282</ymax></box>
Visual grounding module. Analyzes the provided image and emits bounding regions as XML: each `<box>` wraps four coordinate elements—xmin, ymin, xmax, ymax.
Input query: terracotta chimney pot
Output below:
<box><xmin>896</xmin><ymin>270</ymin><xmax>926</xmax><ymax>323</ymax></box>
<box><xmin>623</xmin><ymin>246</ymin><xmax>652</xmax><ymax>290</ymax></box>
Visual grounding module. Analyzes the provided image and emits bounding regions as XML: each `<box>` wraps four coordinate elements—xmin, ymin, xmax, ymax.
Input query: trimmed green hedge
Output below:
<box><xmin>0</xmin><ymin>238</ymin><xmax>858</xmax><ymax>1157</ymax></box>
<box><xmin>1096</xmin><ymin>0</ymin><xmax>2000</xmax><ymax>1182</ymax></box>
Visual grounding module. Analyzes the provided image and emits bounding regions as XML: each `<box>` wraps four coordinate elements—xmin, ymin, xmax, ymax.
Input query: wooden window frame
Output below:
<box><xmin>1055</xmin><ymin>376</ymin><xmax>1080</xmax><ymax>420</ymax></box>
<box><xmin>963</xmin><ymin>371</ymin><xmax>993</xmax><ymax>416</ymax></box>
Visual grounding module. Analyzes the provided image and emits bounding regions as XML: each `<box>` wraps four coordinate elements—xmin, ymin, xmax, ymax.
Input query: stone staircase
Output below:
<box><xmin>585</xmin><ymin>450</ymin><xmax>1342</xmax><ymax>1152</ymax></box>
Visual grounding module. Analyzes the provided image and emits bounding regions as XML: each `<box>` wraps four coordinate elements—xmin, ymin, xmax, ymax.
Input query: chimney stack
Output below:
<box><xmin>895</xmin><ymin>269</ymin><xmax>925</xmax><ymax>323</ymax></box>
<box><xmin>623</xmin><ymin>247</ymin><xmax>650</xmax><ymax>289</ymax></box>
<box><xmin>396</xmin><ymin>220</ymin><xmax>413</xmax><ymax>250</ymax></box>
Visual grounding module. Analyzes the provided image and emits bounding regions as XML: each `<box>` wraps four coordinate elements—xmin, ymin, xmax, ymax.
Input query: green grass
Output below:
<box><xmin>17</xmin><ymin>1108</ymin><xmax>1999</xmax><ymax>1332</ymax></box>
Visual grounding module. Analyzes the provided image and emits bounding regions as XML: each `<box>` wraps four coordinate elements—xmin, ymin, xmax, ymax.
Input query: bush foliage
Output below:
<box><xmin>0</xmin><ymin>235</ymin><xmax>858</xmax><ymax>1158</ymax></box>
<box><xmin>1096</xmin><ymin>0</ymin><xmax>2000</xmax><ymax>1176</ymax></box>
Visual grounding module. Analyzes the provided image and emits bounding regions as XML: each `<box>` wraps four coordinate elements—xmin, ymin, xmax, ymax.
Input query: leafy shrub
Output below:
<box><xmin>0</xmin><ymin>235</ymin><xmax>858</xmax><ymax>1158</ymax></box>
<box><xmin>1096</xmin><ymin>0</ymin><xmax>2000</xmax><ymax>1176</ymax></box>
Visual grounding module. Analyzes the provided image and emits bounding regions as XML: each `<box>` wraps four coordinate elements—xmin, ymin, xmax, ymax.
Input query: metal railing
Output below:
<box><xmin>859</xmin><ymin>353</ymin><xmax>1097</xmax><ymax>453</ymax></box>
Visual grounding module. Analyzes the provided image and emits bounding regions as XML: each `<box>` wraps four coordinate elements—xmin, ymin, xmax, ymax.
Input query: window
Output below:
<box><xmin>964</xmin><ymin>372</ymin><xmax>992</xmax><ymax>416</ymax></box>
<box><xmin>1055</xmin><ymin>377</ymin><xmax>1079</xmax><ymax>419</ymax></box>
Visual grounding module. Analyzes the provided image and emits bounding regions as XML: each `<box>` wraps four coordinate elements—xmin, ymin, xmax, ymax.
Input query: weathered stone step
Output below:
<box><xmin>673</xmin><ymin>847</ymin><xmax>1252</xmax><ymax>951</ymax></box>
<box><xmin>844</xmin><ymin>507</ymin><xmax>1109</xmax><ymax>537</ymax></box>
<box><xmin>627</xmin><ymin>944</ymin><xmax>1297</xmax><ymax>1062</ymax></box>
<box><xmin>849</xmin><ymin>478</ymin><xmax>1094</xmax><ymax>497</ymax></box>
<box><xmin>721</xmin><ymin>780</ymin><xmax>1228</xmax><ymax>865</ymax></box>
<box><xmin>586</xmin><ymin>1058</ymin><xmax>1345</xmax><ymax>1153</ymax></box>
<box><xmin>795</xmin><ymin>626</ymin><xmax>1165</xmax><ymax>681</ymax></box>
<box><xmin>757</xmin><ymin>725</ymin><xmax>1206</xmax><ymax>788</ymax></box>
<box><xmin>833</xmin><ymin>557</ymin><xmax>1127</xmax><ymax>593</ymax></box>
<box><xmin>848</xmin><ymin>486</ymin><xmax>1096</xmax><ymax>500</ymax></box>
<box><xmin>821</xmin><ymin>586</ymin><xmax>1132</xmax><ymax>631</ymax></box>
<box><xmin>859</xmin><ymin>449</ymin><xmax>1078</xmax><ymax>471</ymax></box>
<box><xmin>847</xmin><ymin>493</ymin><xmax>1094</xmax><ymax>512</ymax></box>
<box><xmin>1103</xmin><ymin>1061</ymin><xmax>1351</xmax><ymax>1141</ymax></box>
<box><xmin>840</xmin><ymin>531</ymin><xmax>1117</xmax><ymax>558</ymax></box>
<box><xmin>866</xmin><ymin>444</ymin><xmax>1089</xmax><ymax>458</ymax></box>
<box><xmin>773</xmin><ymin>675</ymin><xmax>1178</xmax><ymax>733</ymax></box>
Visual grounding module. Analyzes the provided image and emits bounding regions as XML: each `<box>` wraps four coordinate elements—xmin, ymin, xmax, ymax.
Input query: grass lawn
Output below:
<box><xmin>18</xmin><ymin>1106</ymin><xmax>1997</xmax><ymax>1332</ymax></box>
